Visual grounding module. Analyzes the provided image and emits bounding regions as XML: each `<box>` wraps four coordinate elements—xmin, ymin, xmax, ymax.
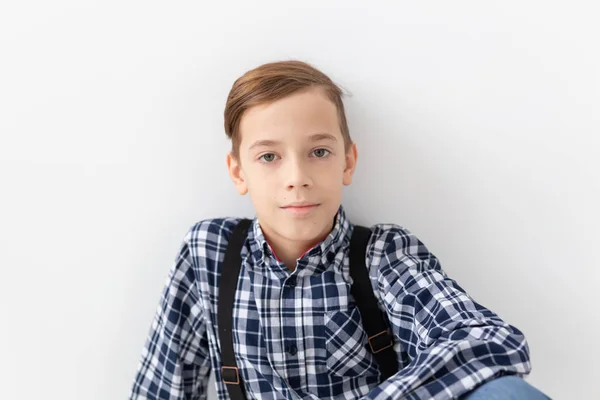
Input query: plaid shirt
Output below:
<box><xmin>129</xmin><ymin>205</ymin><xmax>531</xmax><ymax>400</ymax></box>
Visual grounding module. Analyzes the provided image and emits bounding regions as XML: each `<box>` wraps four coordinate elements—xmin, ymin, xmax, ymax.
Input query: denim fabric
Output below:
<box><xmin>464</xmin><ymin>376</ymin><xmax>551</xmax><ymax>400</ymax></box>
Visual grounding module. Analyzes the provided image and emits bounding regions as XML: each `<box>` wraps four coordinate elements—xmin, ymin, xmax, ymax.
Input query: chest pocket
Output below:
<box><xmin>324</xmin><ymin>305</ymin><xmax>381</xmax><ymax>378</ymax></box>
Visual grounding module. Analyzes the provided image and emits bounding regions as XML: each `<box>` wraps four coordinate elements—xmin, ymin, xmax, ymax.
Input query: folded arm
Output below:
<box><xmin>363</xmin><ymin>226</ymin><xmax>531</xmax><ymax>400</ymax></box>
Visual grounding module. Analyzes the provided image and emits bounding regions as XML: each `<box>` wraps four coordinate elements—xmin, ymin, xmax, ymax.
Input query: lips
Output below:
<box><xmin>282</xmin><ymin>202</ymin><xmax>319</xmax><ymax>208</ymax></box>
<box><xmin>281</xmin><ymin>203</ymin><xmax>320</xmax><ymax>217</ymax></box>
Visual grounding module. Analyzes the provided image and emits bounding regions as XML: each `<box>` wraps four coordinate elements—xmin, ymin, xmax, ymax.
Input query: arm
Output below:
<box><xmin>129</xmin><ymin>229</ymin><xmax>211</xmax><ymax>400</ymax></box>
<box><xmin>363</xmin><ymin>226</ymin><xmax>531</xmax><ymax>400</ymax></box>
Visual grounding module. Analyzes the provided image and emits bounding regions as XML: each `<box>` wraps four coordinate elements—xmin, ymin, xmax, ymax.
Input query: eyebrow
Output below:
<box><xmin>309</xmin><ymin>132</ymin><xmax>338</xmax><ymax>142</ymax></box>
<box><xmin>248</xmin><ymin>132</ymin><xmax>338</xmax><ymax>151</ymax></box>
<box><xmin>248</xmin><ymin>139</ymin><xmax>279</xmax><ymax>151</ymax></box>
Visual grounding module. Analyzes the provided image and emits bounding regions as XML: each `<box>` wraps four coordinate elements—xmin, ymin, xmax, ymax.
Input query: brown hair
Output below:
<box><xmin>224</xmin><ymin>60</ymin><xmax>351</xmax><ymax>158</ymax></box>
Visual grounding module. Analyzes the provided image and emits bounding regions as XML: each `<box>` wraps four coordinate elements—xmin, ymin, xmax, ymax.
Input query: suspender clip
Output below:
<box><xmin>368</xmin><ymin>329</ymin><xmax>394</xmax><ymax>354</ymax></box>
<box><xmin>221</xmin><ymin>366</ymin><xmax>240</xmax><ymax>385</ymax></box>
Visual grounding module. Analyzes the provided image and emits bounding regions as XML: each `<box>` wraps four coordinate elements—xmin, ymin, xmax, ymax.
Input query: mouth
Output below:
<box><xmin>280</xmin><ymin>203</ymin><xmax>320</xmax><ymax>217</ymax></box>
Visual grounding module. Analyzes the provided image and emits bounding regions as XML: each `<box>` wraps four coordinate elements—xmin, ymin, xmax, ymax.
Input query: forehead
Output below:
<box><xmin>238</xmin><ymin>87</ymin><xmax>341</xmax><ymax>147</ymax></box>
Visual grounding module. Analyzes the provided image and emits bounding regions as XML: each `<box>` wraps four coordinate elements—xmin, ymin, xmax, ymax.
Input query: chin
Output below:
<box><xmin>282</xmin><ymin>218</ymin><xmax>331</xmax><ymax>241</ymax></box>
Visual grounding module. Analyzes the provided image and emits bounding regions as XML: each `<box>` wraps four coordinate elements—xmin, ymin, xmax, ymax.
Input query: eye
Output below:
<box><xmin>311</xmin><ymin>148</ymin><xmax>330</xmax><ymax>158</ymax></box>
<box><xmin>259</xmin><ymin>153</ymin><xmax>279</xmax><ymax>163</ymax></box>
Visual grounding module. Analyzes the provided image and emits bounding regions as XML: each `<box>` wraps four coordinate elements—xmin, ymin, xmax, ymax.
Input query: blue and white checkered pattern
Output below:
<box><xmin>129</xmin><ymin>205</ymin><xmax>531</xmax><ymax>399</ymax></box>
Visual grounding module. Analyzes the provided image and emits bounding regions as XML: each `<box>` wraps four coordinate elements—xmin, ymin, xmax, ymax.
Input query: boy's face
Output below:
<box><xmin>226</xmin><ymin>87</ymin><xmax>357</xmax><ymax>245</ymax></box>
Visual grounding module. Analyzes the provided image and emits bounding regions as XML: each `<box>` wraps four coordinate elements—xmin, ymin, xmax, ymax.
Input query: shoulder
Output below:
<box><xmin>188</xmin><ymin>216</ymin><xmax>245</xmax><ymax>240</ymax></box>
<box><xmin>366</xmin><ymin>222</ymin><xmax>430</xmax><ymax>259</ymax></box>
<box><xmin>184</xmin><ymin>216</ymin><xmax>257</xmax><ymax>268</ymax></box>
<box><xmin>364</xmin><ymin>222</ymin><xmax>444</xmax><ymax>288</ymax></box>
<box><xmin>186</xmin><ymin>216</ymin><xmax>247</xmax><ymax>253</ymax></box>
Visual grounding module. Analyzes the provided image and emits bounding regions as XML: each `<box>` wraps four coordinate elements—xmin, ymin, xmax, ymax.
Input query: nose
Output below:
<box><xmin>284</xmin><ymin>156</ymin><xmax>313</xmax><ymax>190</ymax></box>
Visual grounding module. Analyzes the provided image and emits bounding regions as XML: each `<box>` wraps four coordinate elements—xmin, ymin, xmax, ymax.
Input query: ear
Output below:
<box><xmin>226</xmin><ymin>152</ymin><xmax>248</xmax><ymax>195</ymax></box>
<box><xmin>342</xmin><ymin>142</ymin><xmax>358</xmax><ymax>186</ymax></box>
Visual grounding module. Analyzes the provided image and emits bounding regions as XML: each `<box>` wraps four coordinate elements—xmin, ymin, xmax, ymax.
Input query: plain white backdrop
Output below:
<box><xmin>1</xmin><ymin>1</ymin><xmax>598</xmax><ymax>399</ymax></box>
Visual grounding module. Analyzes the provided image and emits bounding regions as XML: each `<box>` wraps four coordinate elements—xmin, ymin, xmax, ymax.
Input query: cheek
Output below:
<box><xmin>246</xmin><ymin>167</ymin><xmax>276</xmax><ymax>194</ymax></box>
<box><xmin>318</xmin><ymin>159</ymin><xmax>345</xmax><ymax>180</ymax></box>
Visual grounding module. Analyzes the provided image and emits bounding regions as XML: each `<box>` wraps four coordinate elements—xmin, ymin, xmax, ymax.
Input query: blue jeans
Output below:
<box><xmin>462</xmin><ymin>376</ymin><xmax>551</xmax><ymax>399</ymax></box>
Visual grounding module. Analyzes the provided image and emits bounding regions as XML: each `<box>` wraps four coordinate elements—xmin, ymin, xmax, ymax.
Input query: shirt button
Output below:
<box><xmin>287</xmin><ymin>346</ymin><xmax>297</xmax><ymax>356</ymax></box>
<box><xmin>288</xmin><ymin>277</ymin><xmax>296</xmax><ymax>288</ymax></box>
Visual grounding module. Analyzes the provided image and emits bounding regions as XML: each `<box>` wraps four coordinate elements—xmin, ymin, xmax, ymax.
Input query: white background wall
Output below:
<box><xmin>1</xmin><ymin>1</ymin><xmax>598</xmax><ymax>399</ymax></box>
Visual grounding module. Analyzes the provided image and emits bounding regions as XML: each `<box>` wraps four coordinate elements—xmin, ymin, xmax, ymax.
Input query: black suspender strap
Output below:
<box><xmin>218</xmin><ymin>220</ymin><xmax>398</xmax><ymax>400</ymax></box>
<box><xmin>218</xmin><ymin>218</ymin><xmax>252</xmax><ymax>400</ymax></box>
<box><xmin>349</xmin><ymin>225</ymin><xmax>398</xmax><ymax>380</ymax></box>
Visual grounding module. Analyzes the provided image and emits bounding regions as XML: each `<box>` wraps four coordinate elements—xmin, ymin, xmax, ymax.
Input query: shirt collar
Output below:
<box><xmin>248</xmin><ymin>204</ymin><xmax>352</xmax><ymax>276</ymax></box>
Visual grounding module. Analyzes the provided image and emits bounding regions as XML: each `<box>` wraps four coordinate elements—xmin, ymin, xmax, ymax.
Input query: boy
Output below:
<box><xmin>129</xmin><ymin>61</ymin><xmax>549</xmax><ymax>399</ymax></box>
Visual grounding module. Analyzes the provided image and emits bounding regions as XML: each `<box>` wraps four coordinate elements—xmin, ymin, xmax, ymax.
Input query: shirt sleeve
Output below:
<box><xmin>362</xmin><ymin>225</ymin><xmax>532</xmax><ymax>400</ymax></box>
<box><xmin>129</xmin><ymin>229</ymin><xmax>212</xmax><ymax>400</ymax></box>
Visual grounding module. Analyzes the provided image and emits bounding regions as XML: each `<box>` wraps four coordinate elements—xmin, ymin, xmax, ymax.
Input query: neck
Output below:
<box><xmin>262</xmin><ymin>221</ymin><xmax>335</xmax><ymax>272</ymax></box>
